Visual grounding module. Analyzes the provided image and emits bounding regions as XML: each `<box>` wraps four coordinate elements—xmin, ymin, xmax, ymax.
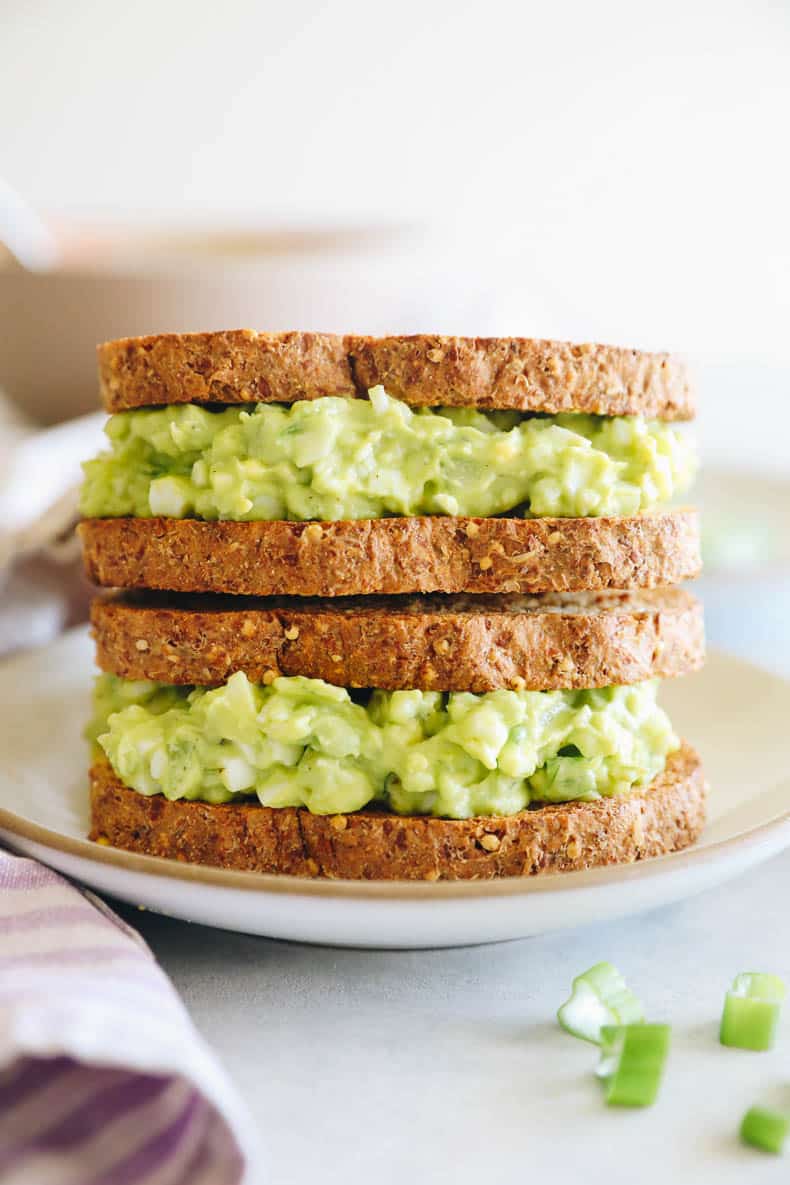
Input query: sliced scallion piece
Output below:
<box><xmin>597</xmin><ymin>1024</ymin><xmax>671</xmax><ymax>1107</ymax></box>
<box><xmin>720</xmin><ymin>973</ymin><xmax>786</xmax><ymax>1051</ymax></box>
<box><xmin>740</xmin><ymin>1106</ymin><xmax>790</xmax><ymax>1155</ymax></box>
<box><xmin>557</xmin><ymin>962</ymin><xmax>644</xmax><ymax>1044</ymax></box>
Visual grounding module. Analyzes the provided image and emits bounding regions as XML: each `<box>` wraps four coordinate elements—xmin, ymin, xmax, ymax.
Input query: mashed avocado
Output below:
<box><xmin>91</xmin><ymin>673</ymin><xmax>678</xmax><ymax>818</ymax></box>
<box><xmin>80</xmin><ymin>387</ymin><xmax>695</xmax><ymax>522</ymax></box>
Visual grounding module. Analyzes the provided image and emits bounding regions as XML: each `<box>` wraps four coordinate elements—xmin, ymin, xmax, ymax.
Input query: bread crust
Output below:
<box><xmin>98</xmin><ymin>330</ymin><xmax>355</xmax><ymax>411</ymax></box>
<box><xmin>89</xmin><ymin>744</ymin><xmax>706</xmax><ymax>880</ymax></box>
<box><xmin>97</xmin><ymin>331</ymin><xmax>694</xmax><ymax>419</ymax></box>
<box><xmin>79</xmin><ymin>511</ymin><xmax>701</xmax><ymax>599</ymax></box>
<box><xmin>91</xmin><ymin>588</ymin><xmax>704</xmax><ymax>692</ymax></box>
<box><xmin>348</xmin><ymin>335</ymin><xmax>693</xmax><ymax>419</ymax></box>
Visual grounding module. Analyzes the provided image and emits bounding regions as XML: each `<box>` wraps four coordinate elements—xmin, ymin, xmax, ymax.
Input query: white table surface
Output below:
<box><xmin>98</xmin><ymin>582</ymin><xmax>790</xmax><ymax>1185</ymax></box>
<box><xmin>117</xmin><ymin>842</ymin><xmax>790</xmax><ymax>1185</ymax></box>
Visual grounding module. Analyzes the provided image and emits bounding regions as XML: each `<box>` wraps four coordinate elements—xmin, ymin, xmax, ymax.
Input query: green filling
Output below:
<box><xmin>91</xmin><ymin>674</ymin><xmax>678</xmax><ymax>818</ymax></box>
<box><xmin>80</xmin><ymin>387</ymin><xmax>695</xmax><ymax>522</ymax></box>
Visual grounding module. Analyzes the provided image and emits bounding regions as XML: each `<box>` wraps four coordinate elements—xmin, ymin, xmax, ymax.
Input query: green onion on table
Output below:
<box><xmin>596</xmin><ymin>1024</ymin><xmax>671</xmax><ymax>1108</ymax></box>
<box><xmin>720</xmin><ymin>973</ymin><xmax>786</xmax><ymax>1051</ymax></box>
<box><xmin>740</xmin><ymin>1106</ymin><xmax>790</xmax><ymax>1155</ymax></box>
<box><xmin>557</xmin><ymin>962</ymin><xmax>644</xmax><ymax>1045</ymax></box>
<box><xmin>557</xmin><ymin>961</ymin><xmax>790</xmax><ymax>1126</ymax></box>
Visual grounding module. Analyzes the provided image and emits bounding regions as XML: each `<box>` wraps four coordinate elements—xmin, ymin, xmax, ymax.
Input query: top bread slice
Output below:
<box><xmin>97</xmin><ymin>330</ymin><xmax>694</xmax><ymax>419</ymax></box>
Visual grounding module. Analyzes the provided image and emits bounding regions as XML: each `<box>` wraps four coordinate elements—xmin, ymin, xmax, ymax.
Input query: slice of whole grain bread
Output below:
<box><xmin>91</xmin><ymin>588</ymin><xmax>704</xmax><ymax>692</ymax></box>
<box><xmin>97</xmin><ymin>330</ymin><xmax>694</xmax><ymax>418</ymax></box>
<box><xmin>348</xmin><ymin>334</ymin><xmax>693</xmax><ymax>419</ymax></box>
<box><xmin>89</xmin><ymin>743</ymin><xmax>706</xmax><ymax>881</ymax></box>
<box><xmin>79</xmin><ymin>510</ymin><xmax>701</xmax><ymax>599</ymax></box>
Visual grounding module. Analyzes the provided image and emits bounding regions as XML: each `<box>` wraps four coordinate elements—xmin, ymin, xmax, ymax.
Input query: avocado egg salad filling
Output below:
<box><xmin>90</xmin><ymin>673</ymin><xmax>678</xmax><ymax>819</ymax></box>
<box><xmin>80</xmin><ymin>386</ymin><xmax>696</xmax><ymax>522</ymax></box>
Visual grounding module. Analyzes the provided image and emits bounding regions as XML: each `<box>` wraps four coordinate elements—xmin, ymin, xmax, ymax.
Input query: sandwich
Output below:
<box><xmin>79</xmin><ymin>331</ymin><xmax>706</xmax><ymax>880</ymax></box>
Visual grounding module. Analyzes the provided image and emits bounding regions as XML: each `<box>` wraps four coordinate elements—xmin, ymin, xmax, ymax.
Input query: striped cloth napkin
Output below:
<box><xmin>0</xmin><ymin>852</ymin><xmax>259</xmax><ymax>1184</ymax></box>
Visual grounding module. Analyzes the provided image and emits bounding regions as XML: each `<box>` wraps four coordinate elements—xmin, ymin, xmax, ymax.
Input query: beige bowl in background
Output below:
<box><xmin>0</xmin><ymin>221</ymin><xmax>499</xmax><ymax>425</ymax></box>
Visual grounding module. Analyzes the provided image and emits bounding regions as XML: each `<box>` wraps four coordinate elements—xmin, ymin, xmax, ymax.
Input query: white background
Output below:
<box><xmin>1</xmin><ymin>0</ymin><xmax>788</xmax><ymax>365</ymax></box>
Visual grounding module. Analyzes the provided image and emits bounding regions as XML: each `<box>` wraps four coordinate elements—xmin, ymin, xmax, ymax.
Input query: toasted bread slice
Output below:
<box><xmin>348</xmin><ymin>335</ymin><xmax>693</xmax><ymax>419</ymax></box>
<box><xmin>99</xmin><ymin>331</ymin><xmax>355</xmax><ymax>413</ymax></box>
<box><xmin>79</xmin><ymin>511</ymin><xmax>700</xmax><ymax>599</ymax></box>
<box><xmin>97</xmin><ymin>330</ymin><xmax>693</xmax><ymax>419</ymax></box>
<box><xmin>92</xmin><ymin>588</ymin><xmax>704</xmax><ymax>692</ymax></box>
<box><xmin>89</xmin><ymin>744</ymin><xmax>706</xmax><ymax>880</ymax></box>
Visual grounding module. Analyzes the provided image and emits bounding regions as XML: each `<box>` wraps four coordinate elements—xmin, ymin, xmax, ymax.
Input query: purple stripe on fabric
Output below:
<box><xmin>0</xmin><ymin>947</ymin><xmax>151</xmax><ymax>971</ymax></box>
<box><xmin>0</xmin><ymin>859</ymin><xmax>59</xmax><ymax>891</ymax></box>
<box><xmin>177</xmin><ymin>1121</ymin><xmax>244</xmax><ymax>1185</ymax></box>
<box><xmin>0</xmin><ymin>853</ymin><xmax>245</xmax><ymax>1184</ymax></box>
<box><xmin>177</xmin><ymin>1134</ymin><xmax>213</xmax><ymax>1185</ymax></box>
<box><xmin>200</xmin><ymin>1140</ymin><xmax>246</xmax><ymax>1185</ymax></box>
<box><xmin>85</xmin><ymin>1091</ymin><xmax>204</xmax><ymax>1185</ymax></box>
<box><xmin>0</xmin><ymin>903</ymin><xmax>105</xmax><ymax>934</ymax></box>
<box><xmin>0</xmin><ymin>1056</ymin><xmax>75</xmax><ymax>1107</ymax></box>
<box><xmin>21</xmin><ymin>1073</ymin><xmax>172</xmax><ymax>1152</ymax></box>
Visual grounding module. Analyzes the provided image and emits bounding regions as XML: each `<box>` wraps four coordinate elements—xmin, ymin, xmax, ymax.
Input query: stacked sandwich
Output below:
<box><xmin>79</xmin><ymin>331</ymin><xmax>706</xmax><ymax>880</ymax></box>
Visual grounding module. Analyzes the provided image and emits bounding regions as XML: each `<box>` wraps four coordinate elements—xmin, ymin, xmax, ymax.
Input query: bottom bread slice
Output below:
<box><xmin>90</xmin><ymin>743</ymin><xmax>706</xmax><ymax>881</ymax></box>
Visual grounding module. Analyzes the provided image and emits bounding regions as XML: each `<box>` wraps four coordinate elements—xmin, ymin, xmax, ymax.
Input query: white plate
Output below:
<box><xmin>1</xmin><ymin>628</ymin><xmax>789</xmax><ymax>948</ymax></box>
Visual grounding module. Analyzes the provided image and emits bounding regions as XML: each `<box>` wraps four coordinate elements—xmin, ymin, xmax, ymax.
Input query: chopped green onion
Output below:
<box><xmin>720</xmin><ymin>973</ymin><xmax>786</xmax><ymax>1051</ymax></box>
<box><xmin>597</xmin><ymin>1024</ymin><xmax>671</xmax><ymax>1107</ymax></box>
<box><xmin>557</xmin><ymin>962</ymin><xmax>644</xmax><ymax>1044</ymax></box>
<box><xmin>740</xmin><ymin>1106</ymin><xmax>790</xmax><ymax>1155</ymax></box>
